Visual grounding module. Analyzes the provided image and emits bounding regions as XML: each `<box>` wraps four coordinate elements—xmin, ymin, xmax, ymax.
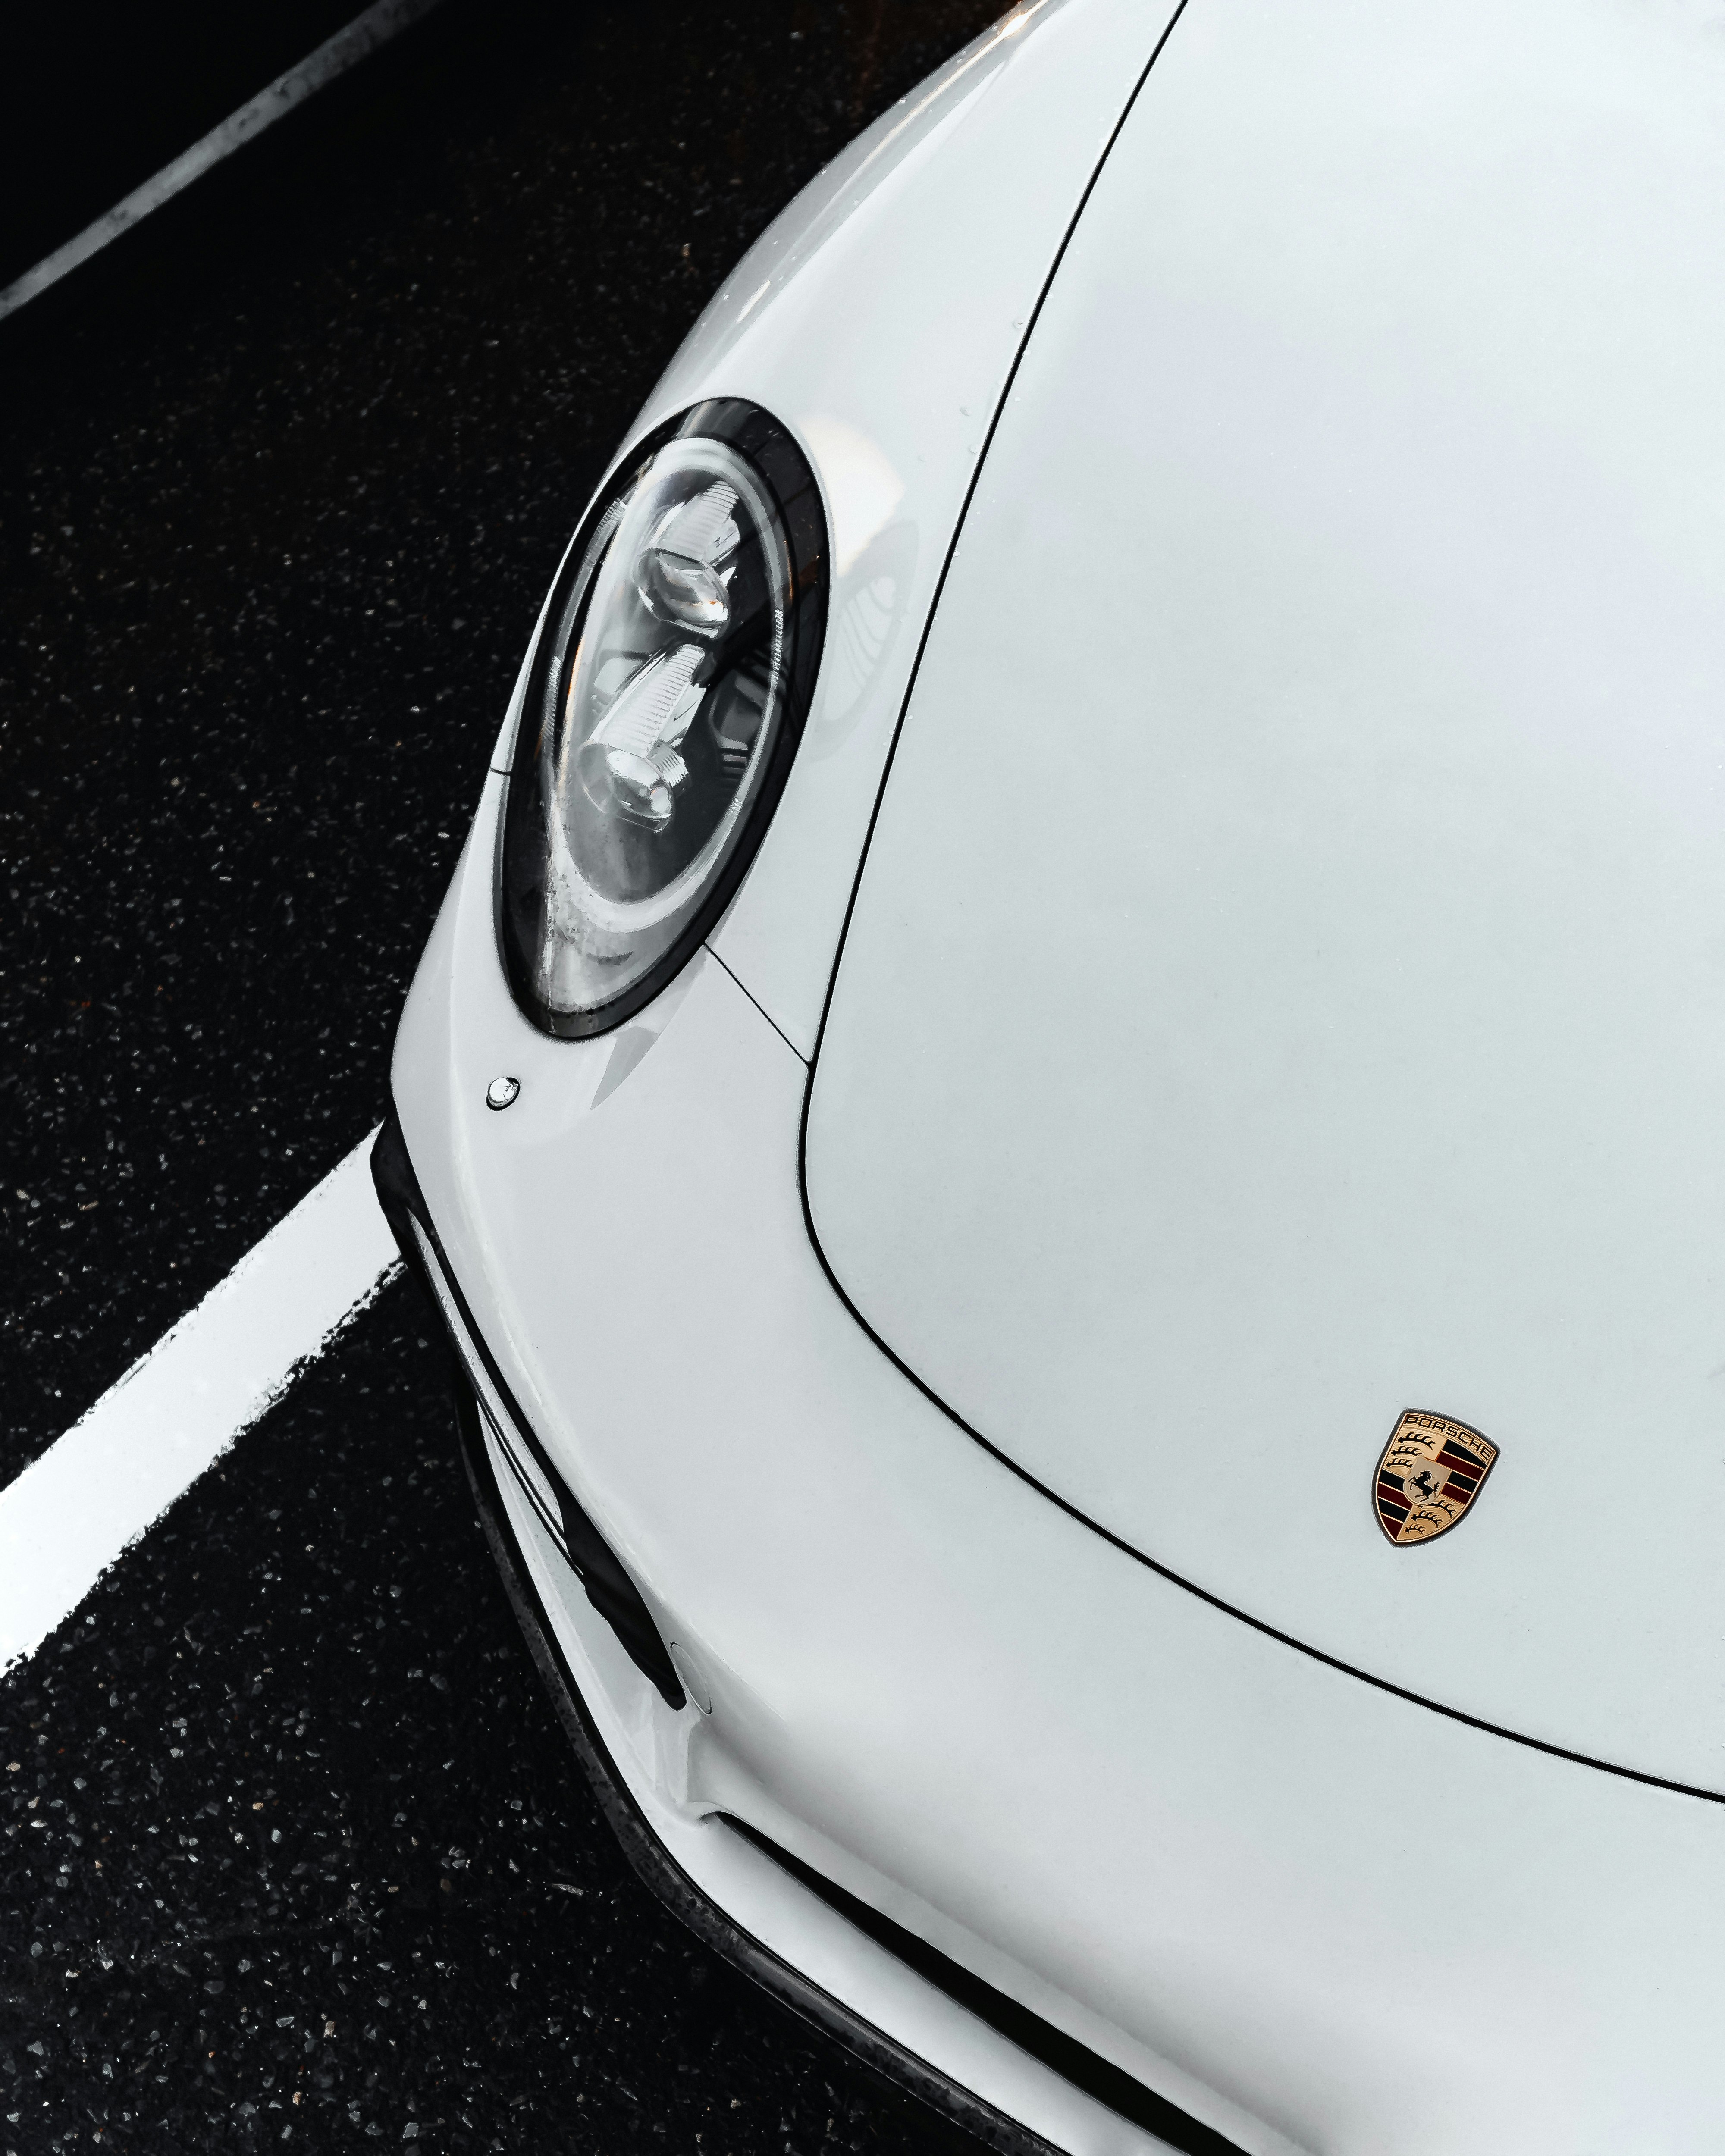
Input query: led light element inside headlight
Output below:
<box><xmin>500</xmin><ymin>401</ymin><xmax>826</xmax><ymax>1036</ymax></box>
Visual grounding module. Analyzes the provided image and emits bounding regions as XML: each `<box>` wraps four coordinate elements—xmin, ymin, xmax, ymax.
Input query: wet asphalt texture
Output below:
<box><xmin>1</xmin><ymin>1</ymin><xmax>1007</xmax><ymax>2149</ymax></box>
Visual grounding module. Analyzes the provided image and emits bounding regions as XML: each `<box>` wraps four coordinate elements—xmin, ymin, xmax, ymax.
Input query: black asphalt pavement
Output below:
<box><xmin>1</xmin><ymin>2</ymin><xmax>1006</xmax><ymax>2148</ymax></box>
<box><xmin>0</xmin><ymin>0</ymin><xmax>363</xmax><ymax>289</ymax></box>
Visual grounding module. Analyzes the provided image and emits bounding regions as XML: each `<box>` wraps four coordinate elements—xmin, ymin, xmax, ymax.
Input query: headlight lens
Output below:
<box><xmin>500</xmin><ymin>400</ymin><xmax>827</xmax><ymax>1036</ymax></box>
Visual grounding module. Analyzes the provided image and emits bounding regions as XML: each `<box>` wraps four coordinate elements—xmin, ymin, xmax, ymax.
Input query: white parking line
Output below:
<box><xmin>0</xmin><ymin>0</ymin><xmax>446</xmax><ymax>323</ymax></box>
<box><xmin>0</xmin><ymin>1128</ymin><xmax>399</xmax><ymax>1674</ymax></box>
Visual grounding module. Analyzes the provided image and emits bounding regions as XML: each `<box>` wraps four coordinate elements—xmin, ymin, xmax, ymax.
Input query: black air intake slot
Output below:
<box><xmin>721</xmin><ymin>1816</ymin><xmax>1246</xmax><ymax>2156</ymax></box>
<box><xmin>371</xmin><ymin>1111</ymin><xmax>684</xmax><ymax>1710</ymax></box>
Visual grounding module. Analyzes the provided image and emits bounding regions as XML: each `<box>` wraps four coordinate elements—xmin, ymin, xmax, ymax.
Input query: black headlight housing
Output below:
<box><xmin>499</xmin><ymin>399</ymin><xmax>828</xmax><ymax>1038</ymax></box>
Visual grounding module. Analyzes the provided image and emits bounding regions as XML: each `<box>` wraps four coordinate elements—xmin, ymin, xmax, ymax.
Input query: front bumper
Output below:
<box><xmin>374</xmin><ymin>1104</ymin><xmax>1232</xmax><ymax>2156</ymax></box>
<box><xmin>383</xmin><ymin>775</ymin><xmax>1725</xmax><ymax>2156</ymax></box>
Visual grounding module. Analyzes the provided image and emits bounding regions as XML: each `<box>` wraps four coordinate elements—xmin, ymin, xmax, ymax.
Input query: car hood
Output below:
<box><xmin>804</xmin><ymin>0</ymin><xmax>1725</xmax><ymax>1794</ymax></box>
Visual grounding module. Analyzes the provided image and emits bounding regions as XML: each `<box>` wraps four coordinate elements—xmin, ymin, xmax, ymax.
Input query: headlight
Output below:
<box><xmin>499</xmin><ymin>400</ymin><xmax>827</xmax><ymax>1036</ymax></box>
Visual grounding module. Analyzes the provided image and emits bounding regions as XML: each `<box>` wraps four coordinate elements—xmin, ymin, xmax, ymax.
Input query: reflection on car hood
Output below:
<box><xmin>806</xmin><ymin>0</ymin><xmax>1725</xmax><ymax>1793</ymax></box>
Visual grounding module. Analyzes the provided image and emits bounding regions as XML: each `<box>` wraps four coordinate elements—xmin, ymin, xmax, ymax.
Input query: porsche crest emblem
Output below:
<box><xmin>1374</xmin><ymin>1410</ymin><xmax>1498</xmax><ymax>1545</ymax></box>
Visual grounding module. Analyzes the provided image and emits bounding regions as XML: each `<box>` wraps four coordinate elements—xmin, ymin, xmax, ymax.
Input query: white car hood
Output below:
<box><xmin>805</xmin><ymin>0</ymin><xmax>1725</xmax><ymax>1793</ymax></box>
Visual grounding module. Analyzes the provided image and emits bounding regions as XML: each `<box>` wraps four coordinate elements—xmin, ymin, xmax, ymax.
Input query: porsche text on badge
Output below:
<box><xmin>1374</xmin><ymin>1410</ymin><xmax>1498</xmax><ymax>1546</ymax></box>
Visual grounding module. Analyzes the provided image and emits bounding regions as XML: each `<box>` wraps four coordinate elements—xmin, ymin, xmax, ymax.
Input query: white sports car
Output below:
<box><xmin>373</xmin><ymin>0</ymin><xmax>1725</xmax><ymax>2147</ymax></box>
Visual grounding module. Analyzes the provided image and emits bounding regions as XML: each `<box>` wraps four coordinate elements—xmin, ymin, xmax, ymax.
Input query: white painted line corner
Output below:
<box><xmin>0</xmin><ymin>1127</ymin><xmax>401</xmax><ymax>1674</ymax></box>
